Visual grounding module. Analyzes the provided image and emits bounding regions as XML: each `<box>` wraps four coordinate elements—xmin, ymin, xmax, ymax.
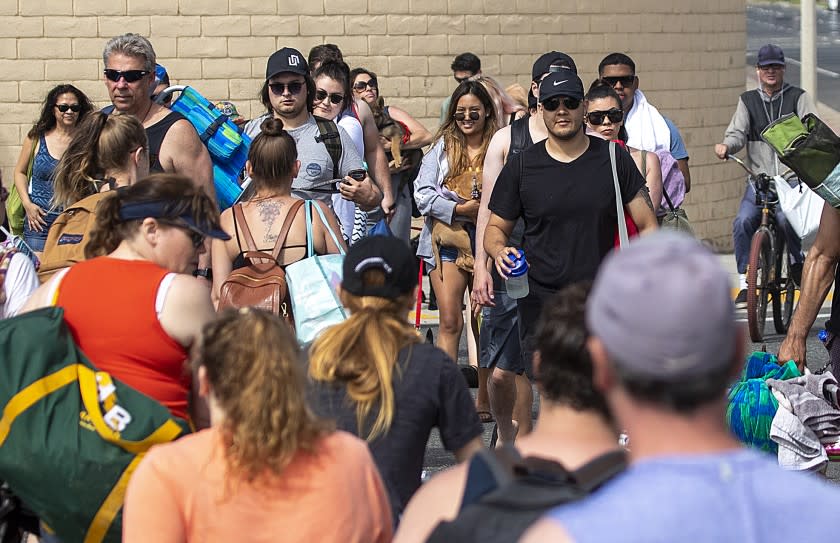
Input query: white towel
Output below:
<box><xmin>624</xmin><ymin>90</ymin><xmax>672</xmax><ymax>153</ymax></box>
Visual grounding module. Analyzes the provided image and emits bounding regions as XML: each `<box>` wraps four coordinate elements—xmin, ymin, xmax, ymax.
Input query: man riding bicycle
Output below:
<box><xmin>714</xmin><ymin>44</ymin><xmax>816</xmax><ymax>307</ymax></box>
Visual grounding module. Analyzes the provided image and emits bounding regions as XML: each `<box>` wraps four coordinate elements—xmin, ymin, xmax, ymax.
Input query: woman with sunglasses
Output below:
<box><xmin>415</xmin><ymin>81</ymin><xmax>499</xmax><ymax>365</ymax></box>
<box><xmin>24</xmin><ymin>174</ymin><xmax>228</xmax><ymax>426</ymax></box>
<box><xmin>12</xmin><ymin>84</ymin><xmax>93</xmax><ymax>255</ymax></box>
<box><xmin>351</xmin><ymin>68</ymin><xmax>433</xmax><ymax>241</ymax></box>
<box><xmin>584</xmin><ymin>81</ymin><xmax>662</xmax><ymax>211</ymax></box>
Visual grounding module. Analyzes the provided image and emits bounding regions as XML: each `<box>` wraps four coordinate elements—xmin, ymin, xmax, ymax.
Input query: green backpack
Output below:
<box><xmin>0</xmin><ymin>307</ymin><xmax>190</xmax><ymax>543</ymax></box>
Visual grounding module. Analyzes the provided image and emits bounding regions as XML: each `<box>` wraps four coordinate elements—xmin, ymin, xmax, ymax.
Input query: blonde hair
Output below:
<box><xmin>308</xmin><ymin>269</ymin><xmax>419</xmax><ymax>441</ymax></box>
<box><xmin>198</xmin><ymin>308</ymin><xmax>332</xmax><ymax>483</ymax></box>
<box><xmin>52</xmin><ymin>113</ymin><xmax>147</xmax><ymax>208</ymax></box>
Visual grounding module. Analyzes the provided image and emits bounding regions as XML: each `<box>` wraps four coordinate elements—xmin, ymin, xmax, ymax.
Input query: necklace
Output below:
<box><xmin>138</xmin><ymin>100</ymin><xmax>154</xmax><ymax>125</ymax></box>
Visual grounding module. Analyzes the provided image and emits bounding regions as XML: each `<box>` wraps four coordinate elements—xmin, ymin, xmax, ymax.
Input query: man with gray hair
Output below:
<box><xmin>102</xmin><ymin>34</ymin><xmax>214</xmax><ymax>201</ymax></box>
<box><xmin>523</xmin><ymin>232</ymin><xmax>840</xmax><ymax>542</ymax></box>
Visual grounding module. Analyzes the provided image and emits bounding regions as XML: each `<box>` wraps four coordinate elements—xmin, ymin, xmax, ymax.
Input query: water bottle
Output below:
<box><xmin>506</xmin><ymin>249</ymin><xmax>529</xmax><ymax>299</ymax></box>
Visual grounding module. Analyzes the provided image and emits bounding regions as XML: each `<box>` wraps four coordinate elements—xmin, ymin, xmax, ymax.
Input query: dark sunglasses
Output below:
<box><xmin>602</xmin><ymin>75</ymin><xmax>636</xmax><ymax>88</ymax></box>
<box><xmin>268</xmin><ymin>81</ymin><xmax>304</xmax><ymax>95</ymax></box>
<box><xmin>586</xmin><ymin>108</ymin><xmax>624</xmax><ymax>125</ymax></box>
<box><xmin>353</xmin><ymin>79</ymin><xmax>377</xmax><ymax>91</ymax></box>
<box><xmin>453</xmin><ymin>111</ymin><xmax>481</xmax><ymax>121</ymax></box>
<box><xmin>315</xmin><ymin>89</ymin><xmax>344</xmax><ymax>105</ymax></box>
<box><xmin>104</xmin><ymin>69</ymin><xmax>150</xmax><ymax>83</ymax></box>
<box><xmin>542</xmin><ymin>96</ymin><xmax>581</xmax><ymax>112</ymax></box>
<box><xmin>56</xmin><ymin>104</ymin><xmax>81</xmax><ymax>113</ymax></box>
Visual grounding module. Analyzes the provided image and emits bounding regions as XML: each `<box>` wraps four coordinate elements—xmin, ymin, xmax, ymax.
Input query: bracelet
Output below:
<box><xmin>193</xmin><ymin>268</ymin><xmax>212</xmax><ymax>280</ymax></box>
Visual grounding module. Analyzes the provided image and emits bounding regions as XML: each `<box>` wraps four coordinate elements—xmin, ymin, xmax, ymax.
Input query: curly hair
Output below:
<box><xmin>84</xmin><ymin>173</ymin><xmax>221</xmax><ymax>258</ymax></box>
<box><xmin>27</xmin><ymin>84</ymin><xmax>94</xmax><ymax>139</ymax></box>
<box><xmin>198</xmin><ymin>308</ymin><xmax>332</xmax><ymax>483</ymax></box>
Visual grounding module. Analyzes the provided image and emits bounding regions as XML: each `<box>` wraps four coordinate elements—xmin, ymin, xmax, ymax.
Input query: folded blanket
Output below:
<box><xmin>771</xmin><ymin>406</ymin><xmax>828</xmax><ymax>471</ymax></box>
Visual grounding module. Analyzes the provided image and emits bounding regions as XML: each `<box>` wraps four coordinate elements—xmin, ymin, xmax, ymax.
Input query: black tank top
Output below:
<box><xmin>146</xmin><ymin>111</ymin><xmax>186</xmax><ymax>173</ymax></box>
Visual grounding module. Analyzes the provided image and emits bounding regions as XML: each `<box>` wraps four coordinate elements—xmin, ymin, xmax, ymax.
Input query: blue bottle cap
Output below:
<box><xmin>819</xmin><ymin>329</ymin><xmax>829</xmax><ymax>343</ymax></box>
<box><xmin>509</xmin><ymin>249</ymin><xmax>528</xmax><ymax>278</ymax></box>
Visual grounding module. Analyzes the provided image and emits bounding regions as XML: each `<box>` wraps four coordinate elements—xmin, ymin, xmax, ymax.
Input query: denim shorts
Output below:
<box><xmin>479</xmin><ymin>289</ymin><xmax>524</xmax><ymax>374</ymax></box>
<box><xmin>439</xmin><ymin>245</ymin><xmax>459</xmax><ymax>263</ymax></box>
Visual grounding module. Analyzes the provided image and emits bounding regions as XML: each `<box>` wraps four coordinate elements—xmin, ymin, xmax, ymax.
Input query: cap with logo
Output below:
<box><xmin>757</xmin><ymin>44</ymin><xmax>785</xmax><ymax>67</ymax></box>
<box><xmin>586</xmin><ymin>231</ymin><xmax>736</xmax><ymax>383</ymax></box>
<box><xmin>266</xmin><ymin>47</ymin><xmax>308</xmax><ymax>80</ymax></box>
<box><xmin>538</xmin><ymin>69</ymin><xmax>584</xmax><ymax>103</ymax></box>
<box><xmin>341</xmin><ymin>235</ymin><xmax>418</xmax><ymax>300</ymax></box>
<box><xmin>532</xmin><ymin>51</ymin><xmax>578</xmax><ymax>80</ymax></box>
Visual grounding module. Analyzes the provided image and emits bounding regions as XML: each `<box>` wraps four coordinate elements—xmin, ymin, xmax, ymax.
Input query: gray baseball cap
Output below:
<box><xmin>586</xmin><ymin>232</ymin><xmax>737</xmax><ymax>382</ymax></box>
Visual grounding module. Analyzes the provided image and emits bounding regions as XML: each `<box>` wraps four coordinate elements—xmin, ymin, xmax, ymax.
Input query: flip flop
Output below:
<box><xmin>477</xmin><ymin>410</ymin><xmax>494</xmax><ymax>424</ymax></box>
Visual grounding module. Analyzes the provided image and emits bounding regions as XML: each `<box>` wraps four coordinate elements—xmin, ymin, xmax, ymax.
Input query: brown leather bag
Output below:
<box><xmin>217</xmin><ymin>200</ymin><xmax>304</xmax><ymax>320</ymax></box>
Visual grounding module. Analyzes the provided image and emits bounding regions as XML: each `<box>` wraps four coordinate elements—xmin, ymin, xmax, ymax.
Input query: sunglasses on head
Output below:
<box><xmin>353</xmin><ymin>79</ymin><xmax>377</xmax><ymax>91</ymax></box>
<box><xmin>586</xmin><ymin>108</ymin><xmax>624</xmax><ymax>125</ymax></box>
<box><xmin>602</xmin><ymin>75</ymin><xmax>635</xmax><ymax>88</ymax></box>
<box><xmin>541</xmin><ymin>96</ymin><xmax>581</xmax><ymax>112</ymax></box>
<box><xmin>315</xmin><ymin>89</ymin><xmax>344</xmax><ymax>105</ymax></box>
<box><xmin>453</xmin><ymin>110</ymin><xmax>482</xmax><ymax>122</ymax></box>
<box><xmin>56</xmin><ymin>104</ymin><xmax>81</xmax><ymax>113</ymax></box>
<box><xmin>104</xmin><ymin>69</ymin><xmax>150</xmax><ymax>83</ymax></box>
<box><xmin>268</xmin><ymin>81</ymin><xmax>305</xmax><ymax>96</ymax></box>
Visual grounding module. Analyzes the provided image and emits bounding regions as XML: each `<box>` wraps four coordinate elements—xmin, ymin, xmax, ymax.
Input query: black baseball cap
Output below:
<box><xmin>342</xmin><ymin>236</ymin><xmax>418</xmax><ymax>299</ymax></box>
<box><xmin>532</xmin><ymin>51</ymin><xmax>577</xmax><ymax>80</ymax></box>
<box><xmin>538</xmin><ymin>69</ymin><xmax>584</xmax><ymax>103</ymax></box>
<box><xmin>757</xmin><ymin>44</ymin><xmax>785</xmax><ymax>67</ymax></box>
<box><xmin>266</xmin><ymin>47</ymin><xmax>308</xmax><ymax>80</ymax></box>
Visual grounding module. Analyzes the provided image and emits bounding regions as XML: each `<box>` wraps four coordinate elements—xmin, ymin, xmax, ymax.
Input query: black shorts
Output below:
<box><xmin>516</xmin><ymin>280</ymin><xmax>558</xmax><ymax>380</ymax></box>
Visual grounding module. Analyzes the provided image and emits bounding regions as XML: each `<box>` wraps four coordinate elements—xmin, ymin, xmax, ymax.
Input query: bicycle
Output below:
<box><xmin>726</xmin><ymin>155</ymin><xmax>798</xmax><ymax>342</ymax></box>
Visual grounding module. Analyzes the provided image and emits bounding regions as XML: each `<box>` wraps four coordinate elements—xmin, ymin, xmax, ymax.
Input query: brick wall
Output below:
<box><xmin>0</xmin><ymin>0</ymin><xmax>746</xmax><ymax>249</ymax></box>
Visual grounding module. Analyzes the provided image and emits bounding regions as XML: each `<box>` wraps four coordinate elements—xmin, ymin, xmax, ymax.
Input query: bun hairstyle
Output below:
<box><xmin>85</xmin><ymin>173</ymin><xmax>221</xmax><ymax>258</ymax></box>
<box><xmin>247</xmin><ymin>117</ymin><xmax>298</xmax><ymax>191</ymax></box>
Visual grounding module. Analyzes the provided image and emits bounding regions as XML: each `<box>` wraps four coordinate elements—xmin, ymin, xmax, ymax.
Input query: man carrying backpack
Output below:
<box><xmin>523</xmin><ymin>232</ymin><xmax>840</xmax><ymax>543</ymax></box>
<box><xmin>243</xmin><ymin>47</ymin><xmax>381</xmax><ymax>214</ymax></box>
<box><xmin>395</xmin><ymin>282</ymin><xmax>625</xmax><ymax>543</ymax></box>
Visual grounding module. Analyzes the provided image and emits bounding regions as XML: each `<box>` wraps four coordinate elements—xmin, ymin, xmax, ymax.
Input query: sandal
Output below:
<box><xmin>477</xmin><ymin>410</ymin><xmax>494</xmax><ymax>424</ymax></box>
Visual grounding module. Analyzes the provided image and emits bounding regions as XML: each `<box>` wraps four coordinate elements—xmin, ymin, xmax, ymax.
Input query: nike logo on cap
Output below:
<box><xmin>553</xmin><ymin>80</ymin><xmax>568</xmax><ymax>86</ymax></box>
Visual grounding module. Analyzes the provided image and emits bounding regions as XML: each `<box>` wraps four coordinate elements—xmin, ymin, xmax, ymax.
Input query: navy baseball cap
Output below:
<box><xmin>538</xmin><ymin>69</ymin><xmax>584</xmax><ymax>103</ymax></box>
<box><xmin>757</xmin><ymin>44</ymin><xmax>785</xmax><ymax>67</ymax></box>
<box><xmin>532</xmin><ymin>51</ymin><xmax>577</xmax><ymax>80</ymax></box>
<box><xmin>266</xmin><ymin>47</ymin><xmax>308</xmax><ymax>80</ymax></box>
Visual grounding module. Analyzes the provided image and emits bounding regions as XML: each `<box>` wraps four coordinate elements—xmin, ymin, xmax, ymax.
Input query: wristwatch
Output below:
<box><xmin>193</xmin><ymin>268</ymin><xmax>212</xmax><ymax>280</ymax></box>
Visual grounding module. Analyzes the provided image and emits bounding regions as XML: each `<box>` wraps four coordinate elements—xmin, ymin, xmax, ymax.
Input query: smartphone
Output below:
<box><xmin>347</xmin><ymin>169</ymin><xmax>367</xmax><ymax>182</ymax></box>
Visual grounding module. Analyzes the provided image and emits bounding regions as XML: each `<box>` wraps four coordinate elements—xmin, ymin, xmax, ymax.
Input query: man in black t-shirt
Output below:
<box><xmin>485</xmin><ymin>69</ymin><xmax>658</xmax><ymax>375</ymax></box>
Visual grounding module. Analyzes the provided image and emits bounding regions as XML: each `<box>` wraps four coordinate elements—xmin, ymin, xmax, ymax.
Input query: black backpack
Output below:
<box><xmin>425</xmin><ymin>446</ymin><xmax>627</xmax><ymax>543</ymax></box>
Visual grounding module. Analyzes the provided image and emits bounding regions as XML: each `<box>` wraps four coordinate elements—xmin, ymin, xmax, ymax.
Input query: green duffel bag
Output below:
<box><xmin>0</xmin><ymin>307</ymin><xmax>190</xmax><ymax>543</ymax></box>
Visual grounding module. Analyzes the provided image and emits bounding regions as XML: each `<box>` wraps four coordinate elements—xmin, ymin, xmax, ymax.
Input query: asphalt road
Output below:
<box><xmin>747</xmin><ymin>3</ymin><xmax>840</xmax><ymax>109</ymax></box>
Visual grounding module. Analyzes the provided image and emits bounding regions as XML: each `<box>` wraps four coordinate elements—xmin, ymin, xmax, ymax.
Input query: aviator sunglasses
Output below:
<box><xmin>315</xmin><ymin>89</ymin><xmax>345</xmax><ymax>105</ymax></box>
<box><xmin>103</xmin><ymin>69</ymin><xmax>150</xmax><ymax>83</ymax></box>
<box><xmin>56</xmin><ymin>104</ymin><xmax>81</xmax><ymax>113</ymax></box>
<box><xmin>353</xmin><ymin>79</ymin><xmax>377</xmax><ymax>91</ymax></box>
<box><xmin>268</xmin><ymin>81</ymin><xmax>304</xmax><ymax>95</ymax></box>
<box><xmin>453</xmin><ymin>111</ymin><xmax>482</xmax><ymax>122</ymax></box>
<box><xmin>541</xmin><ymin>96</ymin><xmax>581</xmax><ymax>112</ymax></box>
<box><xmin>602</xmin><ymin>75</ymin><xmax>636</xmax><ymax>88</ymax></box>
<box><xmin>586</xmin><ymin>108</ymin><xmax>624</xmax><ymax>125</ymax></box>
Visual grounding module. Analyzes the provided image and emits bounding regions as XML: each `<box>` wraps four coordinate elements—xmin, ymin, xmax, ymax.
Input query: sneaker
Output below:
<box><xmin>734</xmin><ymin>289</ymin><xmax>747</xmax><ymax>309</ymax></box>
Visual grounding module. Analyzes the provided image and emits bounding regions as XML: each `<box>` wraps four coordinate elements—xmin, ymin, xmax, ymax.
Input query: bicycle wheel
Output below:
<box><xmin>773</xmin><ymin>236</ymin><xmax>796</xmax><ymax>334</ymax></box>
<box><xmin>747</xmin><ymin>229</ymin><xmax>772</xmax><ymax>342</ymax></box>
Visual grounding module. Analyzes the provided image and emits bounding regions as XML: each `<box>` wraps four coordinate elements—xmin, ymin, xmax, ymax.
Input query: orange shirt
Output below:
<box><xmin>56</xmin><ymin>257</ymin><xmax>190</xmax><ymax>420</ymax></box>
<box><xmin>123</xmin><ymin>428</ymin><xmax>393</xmax><ymax>543</ymax></box>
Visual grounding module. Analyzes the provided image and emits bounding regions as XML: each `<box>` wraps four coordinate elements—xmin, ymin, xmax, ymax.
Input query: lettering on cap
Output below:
<box><xmin>288</xmin><ymin>54</ymin><xmax>300</xmax><ymax>66</ymax></box>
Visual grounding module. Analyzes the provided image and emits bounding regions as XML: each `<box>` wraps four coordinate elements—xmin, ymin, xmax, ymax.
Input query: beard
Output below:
<box><xmin>549</xmin><ymin>119</ymin><xmax>583</xmax><ymax>141</ymax></box>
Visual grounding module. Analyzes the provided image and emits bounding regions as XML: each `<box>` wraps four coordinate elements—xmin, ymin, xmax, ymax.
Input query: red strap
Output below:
<box><xmin>415</xmin><ymin>258</ymin><xmax>423</xmax><ymax>330</ymax></box>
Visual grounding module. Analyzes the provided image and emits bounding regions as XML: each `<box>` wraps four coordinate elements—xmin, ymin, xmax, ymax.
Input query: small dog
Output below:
<box><xmin>371</xmin><ymin>97</ymin><xmax>407</xmax><ymax>169</ymax></box>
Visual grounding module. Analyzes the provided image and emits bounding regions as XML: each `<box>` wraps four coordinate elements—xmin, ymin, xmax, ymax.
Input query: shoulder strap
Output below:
<box><xmin>26</xmin><ymin>137</ymin><xmax>38</xmax><ymax>181</ymax></box>
<box><xmin>314</xmin><ymin>116</ymin><xmax>342</xmax><ymax>180</ymax></box>
<box><xmin>271</xmin><ymin>200</ymin><xmax>305</xmax><ymax>260</ymax></box>
<box><xmin>232</xmin><ymin>204</ymin><xmax>258</xmax><ymax>252</ymax></box>
<box><xmin>570</xmin><ymin>449</ymin><xmax>628</xmax><ymax>493</ymax></box>
<box><xmin>306</xmin><ymin>200</ymin><xmax>345</xmax><ymax>256</ymax></box>
<box><xmin>459</xmin><ymin>446</ymin><xmax>521</xmax><ymax>511</ymax></box>
<box><xmin>508</xmin><ymin>115</ymin><xmax>531</xmax><ymax>156</ymax></box>
<box><xmin>610</xmin><ymin>141</ymin><xmax>629</xmax><ymax>248</ymax></box>
<box><xmin>661</xmin><ymin>184</ymin><xmax>677</xmax><ymax>212</ymax></box>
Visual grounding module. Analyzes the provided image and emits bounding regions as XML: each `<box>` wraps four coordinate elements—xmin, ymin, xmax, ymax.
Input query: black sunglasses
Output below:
<box><xmin>453</xmin><ymin>111</ymin><xmax>481</xmax><ymax>121</ymax></box>
<box><xmin>353</xmin><ymin>79</ymin><xmax>377</xmax><ymax>91</ymax></box>
<box><xmin>315</xmin><ymin>89</ymin><xmax>344</xmax><ymax>105</ymax></box>
<box><xmin>586</xmin><ymin>108</ymin><xmax>624</xmax><ymax>125</ymax></box>
<box><xmin>602</xmin><ymin>75</ymin><xmax>636</xmax><ymax>88</ymax></box>
<box><xmin>542</xmin><ymin>96</ymin><xmax>581</xmax><ymax>112</ymax></box>
<box><xmin>104</xmin><ymin>69</ymin><xmax>150</xmax><ymax>83</ymax></box>
<box><xmin>56</xmin><ymin>104</ymin><xmax>81</xmax><ymax>113</ymax></box>
<box><xmin>268</xmin><ymin>81</ymin><xmax>305</xmax><ymax>96</ymax></box>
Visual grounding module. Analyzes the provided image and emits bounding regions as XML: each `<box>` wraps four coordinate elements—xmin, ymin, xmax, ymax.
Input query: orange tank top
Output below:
<box><xmin>56</xmin><ymin>257</ymin><xmax>191</xmax><ymax>420</ymax></box>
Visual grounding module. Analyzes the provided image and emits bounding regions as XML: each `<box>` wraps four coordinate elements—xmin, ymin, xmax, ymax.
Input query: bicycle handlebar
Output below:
<box><xmin>725</xmin><ymin>154</ymin><xmax>758</xmax><ymax>177</ymax></box>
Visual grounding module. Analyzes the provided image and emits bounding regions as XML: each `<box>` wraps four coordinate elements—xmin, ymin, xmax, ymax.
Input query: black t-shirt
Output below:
<box><xmin>489</xmin><ymin>136</ymin><xmax>645</xmax><ymax>290</ymax></box>
<box><xmin>306</xmin><ymin>342</ymin><xmax>482</xmax><ymax>520</ymax></box>
<box><xmin>828</xmin><ymin>267</ymin><xmax>840</xmax><ymax>335</ymax></box>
